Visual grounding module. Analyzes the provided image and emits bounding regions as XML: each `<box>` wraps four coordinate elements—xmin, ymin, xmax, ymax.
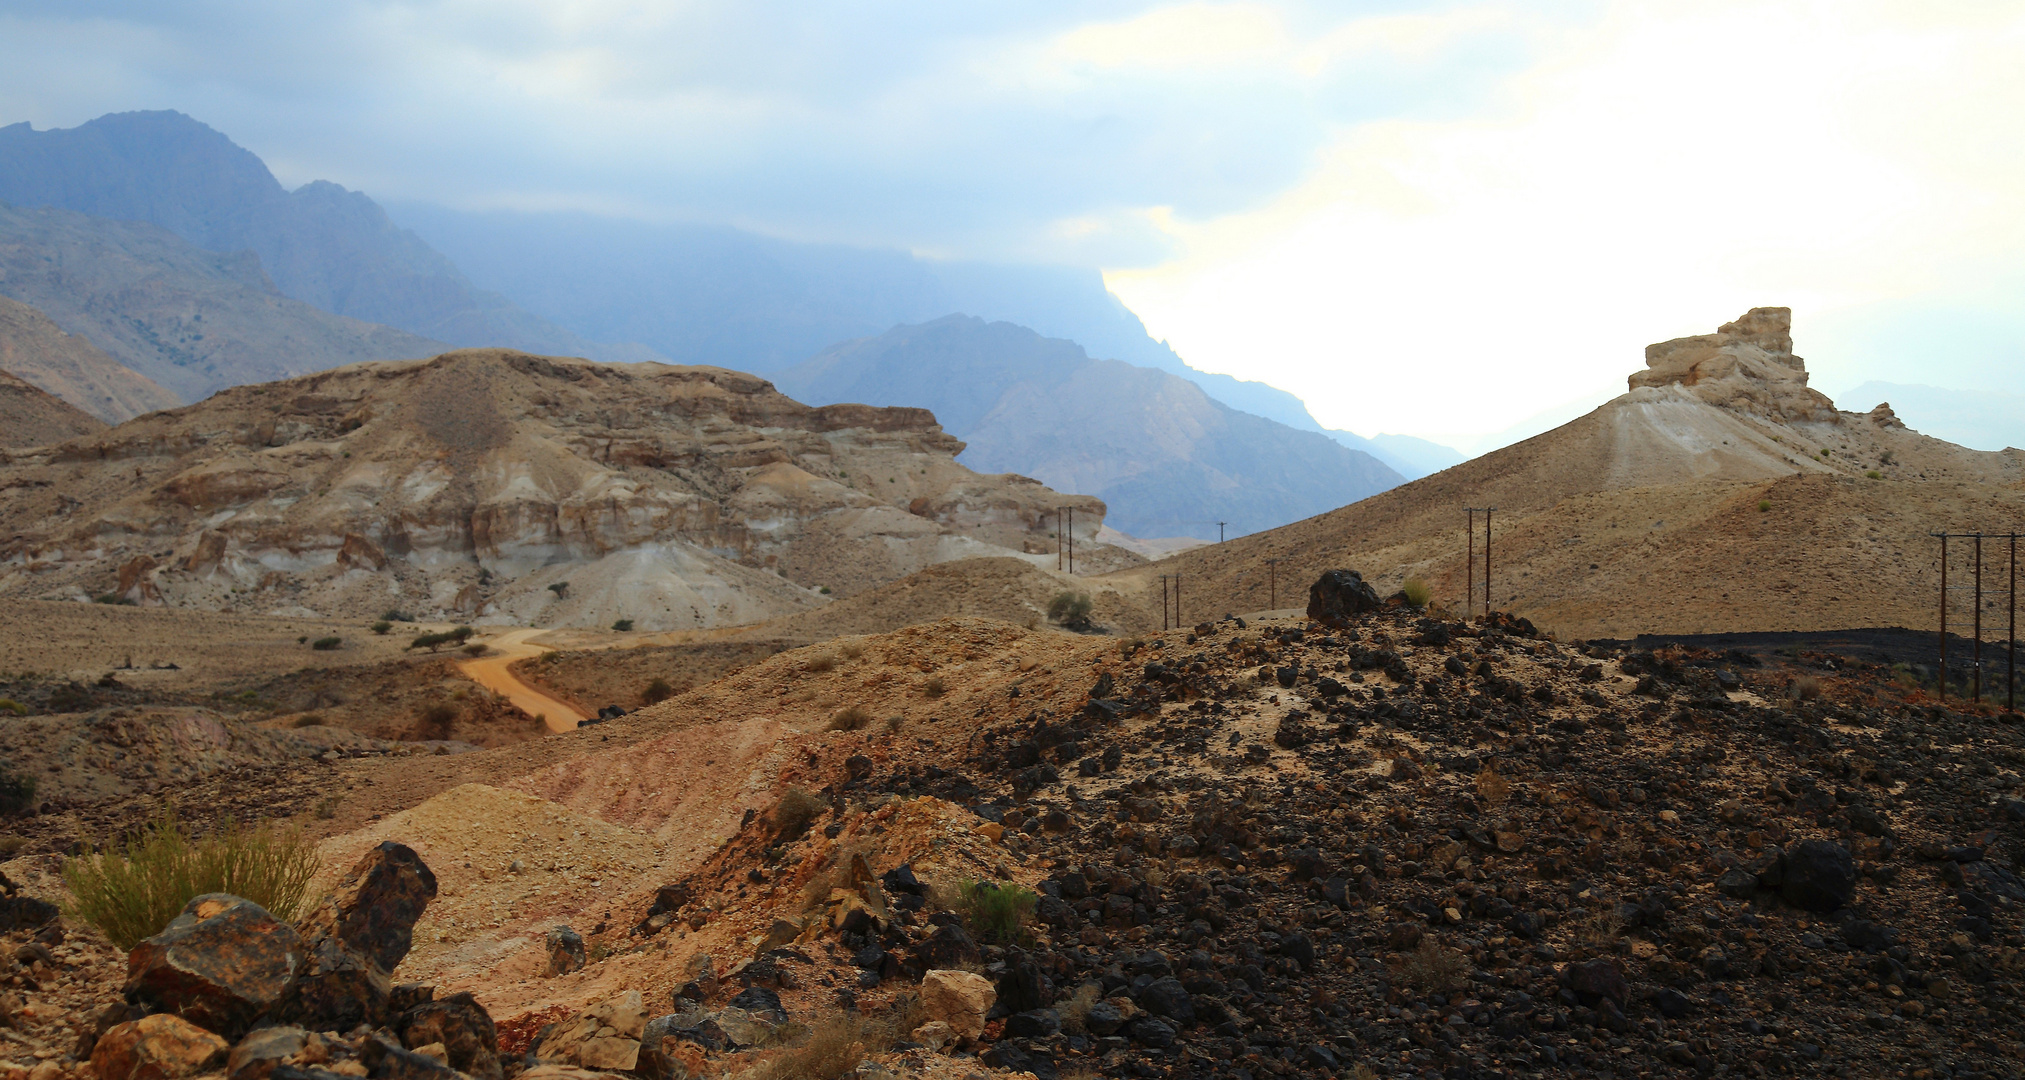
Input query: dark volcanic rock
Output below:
<box><xmin>299</xmin><ymin>842</ymin><xmax>438</xmax><ymax>972</ymax></box>
<box><xmin>1779</xmin><ymin>840</ymin><xmax>1856</xmax><ymax>912</ymax></box>
<box><xmin>125</xmin><ymin>894</ymin><xmax>301</xmax><ymax>1040</ymax></box>
<box><xmin>397</xmin><ymin>992</ymin><xmax>501</xmax><ymax>1080</ymax></box>
<box><xmin>1306</xmin><ymin>570</ymin><xmax>1381</xmax><ymax>626</ymax></box>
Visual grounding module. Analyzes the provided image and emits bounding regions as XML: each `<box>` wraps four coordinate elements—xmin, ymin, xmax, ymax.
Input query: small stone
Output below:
<box><xmin>1560</xmin><ymin>959</ymin><xmax>1629</xmax><ymax>1007</ymax></box>
<box><xmin>544</xmin><ymin>926</ymin><xmax>587</xmax><ymax>977</ymax></box>
<box><xmin>1136</xmin><ymin>976</ymin><xmax>1194</xmax><ymax>1024</ymax></box>
<box><xmin>93</xmin><ymin>1014</ymin><xmax>230</xmax><ymax>1080</ymax></box>
<box><xmin>1715</xmin><ymin>869</ymin><xmax>1759</xmax><ymax>899</ymax></box>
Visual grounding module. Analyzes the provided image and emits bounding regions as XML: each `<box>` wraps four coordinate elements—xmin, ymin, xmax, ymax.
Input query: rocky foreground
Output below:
<box><xmin>3</xmin><ymin>572</ymin><xmax>2024</xmax><ymax>1080</ymax></box>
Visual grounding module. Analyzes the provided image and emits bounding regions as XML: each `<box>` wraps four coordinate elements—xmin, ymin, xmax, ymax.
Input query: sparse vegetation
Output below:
<box><xmin>1057</xmin><ymin>983</ymin><xmax>1103</xmax><ymax>1033</ymax></box>
<box><xmin>1474</xmin><ymin>761</ymin><xmax>1511</xmax><ymax>807</ymax></box>
<box><xmin>408</xmin><ymin>627</ymin><xmax>475</xmax><ymax>652</ymax></box>
<box><xmin>747</xmin><ymin>997</ymin><xmax>922</xmax><ymax>1080</ymax></box>
<box><xmin>805</xmin><ymin>653</ymin><xmax>838</xmax><ymax>673</ymax></box>
<box><xmin>827</xmin><ymin>705</ymin><xmax>872</xmax><ymax>731</ymax></box>
<box><xmin>1401</xmin><ymin>577</ymin><xmax>1432</xmax><ymax>608</ymax></box>
<box><xmin>1879</xmin><ymin>450</ymin><xmax>1895</xmax><ymax>465</ymax></box>
<box><xmin>953</xmin><ymin>879</ymin><xmax>1037</xmax><ymax>944</ymax></box>
<box><xmin>547</xmin><ymin>582</ymin><xmax>569</xmax><ymax>599</ymax></box>
<box><xmin>416</xmin><ymin>702</ymin><xmax>459</xmax><ymax>739</ymax></box>
<box><xmin>292</xmin><ymin>714</ymin><xmax>323</xmax><ymax>729</ymax></box>
<box><xmin>1790</xmin><ymin>675</ymin><xmax>1822</xmax><ymax>702</ymax></box>
<box><xmin>461</xmin><ymin>642</ymin><xmax>487</xmax><ymax>657</ymax></box>
<box><xmin>883</xmin><ymin>715</ymin><xmax>904</xmax><ymax>734</ymax></box>
<box><xmin>611</xmin><ymin>619</ymin><xmax>634</xmax><ymax>632</ymax></box>
<box><xmin>1866</xmin><ymin>470</ymin><xmax>1882</xmax><ymax>479</ymax></box>
<box><xmin>1047</xmin><ymin>590</ymin><xmax>1095</xmax><ymax>630</ymax></box>
<box><xmin>818</xmin><ymin>585</ymin><xmax>832</xmax><ymax>595</ymax></box>
<box><xmin>62</xmin><ymin>809</ymin><xmax>320</xmax><ymax>949</ymax></box>
<box><xmin>0</xmin><ymin>766</ymin><xmax>36</xmax><ymax>816</ymax></box>
<box><xmin>642</xmin><ymin>678</ymin><xmax>674</xmax><ymax>705</ymax></box>
<box><xmin>311</xmin><ymin>636</ymin><xmax>342</xmax><ymax>651</ymax></box>
<box><xmin>921</xmin><ymin>675</ymin><xmax>946</xmax><ymax>699</ymax></box>
<box><xmin>839</xmin><ymin>641</ymin><xmax>864</xmax><ymax>661</ymax></box>
<box><xmin>1757</xmin><ymin>500</ymin><xmax>1772</xmax><ymax>512</ymax></box>
<box><xmin>370</xmin><ymin>620</ymin><xmax>392</xmax><ymax>635</ymax></box>
<box><xmin>93</xmin><ymin>594</ymin><xmax>135</xmax><ymax>606</ymax></box>
<box><xmin>1391</xmin><ymin>938</ymin><xmax>1468</xmax><ymax>994</ymax></box>
<box><xmin>0</xmin><ymin>836</ymin><xmax>27</xmax><ymax>859</ymax></box>
<box><xmin>0</xmin><ymin>699</ymin><xmax>25</xmax><ymax>716</ymax></box>
<box><xmin>771</xmin><ymin>788</ymin><xmax>826</xmax><ymax>841</ymax></box>
<box><xmin>381</xmin><ymin>608</ymin><xmax>414</xmax><ymax>622</ymax></box>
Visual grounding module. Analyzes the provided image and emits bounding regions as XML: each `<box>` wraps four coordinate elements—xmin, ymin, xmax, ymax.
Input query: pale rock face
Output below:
<box><xmin>1629</xmin><ymin>307</ymin><xmax>1836</xmax><ymax>422</ymax></box>
<box><xmin>920</xmin><ymin>968</ymin><xmax>995</xmax><ymax>1040</ymax></box>
<box><xmin>0</xmin><ymin>350</ymin><xmax>1126</xmax><ymax>628</ymax></box>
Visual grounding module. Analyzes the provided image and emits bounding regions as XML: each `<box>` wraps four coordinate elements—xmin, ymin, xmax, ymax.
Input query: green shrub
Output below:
<box><xmin>451</xmin><ymin>626</ymin><xmax>474</xmax><ymax>641</ymax></box>
<box><xmin>611</xmin><ymin>619</ymin><xmax>634</xmax><ymax>632</ymax></box>
<box><xmin>409</xmin><ymin>632</ymin><xmax>455</xmax><ymax>652</ymax></box>
<box><xmin>546</xmin><ymin>582</ymin><xmax>569</xmax><ymax>598</ymax></box>
<box><xmin>1757</xmin><ymin>500</ymin><xmax>1771</xmax><ymax>512</ymax></box>
<box><xmin>310</xmin><ymin>636</ymin><xmax>342</xmax><ymax>651</ymax></box>
<box><xmin>461</xmin><ymin>642</ymin><xmax>487</xmax><ymax>657</ymax></box>
<box><xmin>416</xmin><ymin>702</ymin><xmax>459</xmax><ymax>739</ymax></box>
<box><xmin>642</xmin><ymin>678</ymin><xmax>674</xmax><ymax>705</ymax></box>
<box><xmin>381</xmin><ymin>609</ymin><xmax>414</xmax><ymax>622</ymax></box>
<box><xmin>0</xmin><ymin>699</ymin><xmax>26</xmax><ymax>716</ymax></box>
<box><xmin>370</xmin><ymin>621</ymin><xmax>393</xmax><ymax>635</ymax></box>
<box><xmin>93</xmin><ymin>594</ymin><xmax>135</xmax><ymax>606</ymax></box>
<box><xmin>1047</xmin><ymin>591</ymin><xmax>1094</xmax><ymax>630</ymax></box>
<box><xmin>1401</xmin><ymin>577</ymin><xmax>1432</xmax><ymax>608</ymax></box>
<box><xmin>955</xmin><ymin>880</ymin><xmax>1037</xmax><ymax>945</ymax></box>
<box><xmin>1865</xmin><ymin>470</ymin><xmax>1882</xmax><ymax>480</ymax></box>
<box><xmin>0</xmin><ymin>767</ymin><xmax>36</xmax><ymax>816</ymax></box>
<box><xmin>62</xmin><ymin>810</ymin><xmax>320</xmax><ymax>949</ymax></box>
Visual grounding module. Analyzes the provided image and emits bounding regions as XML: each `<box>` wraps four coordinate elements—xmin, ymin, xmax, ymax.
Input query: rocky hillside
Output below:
<box><xmin>0</xmin><ymin>296</ymin><xmax>177</xmax><ymax>422</ymax></box>
<box><xmin>0</xmin><ymin>350</ymin><xmax>1128</xmax><ymax>629</ymax></box>
<box><xmin>0</xmin><ymin>201</ymin><xmax>446</xmax><ymax>403</ymax></box>
<box><xmin>1130</xmin><ymin>308</ymin><xmax>2025</xmax><ymax>638</ymax></box>
<box><xmin>779</xmin><ymin>315</ymin><xmax>1404</xmax><ymax>540</ymax></box>
<box><xmin>0</xmin><ymin>369</ymin><xmax>103</xmax><ymax>447</ymax></box>
<box><xmin>0</xmin><ymin>112</ymin><xmax>649</xmax><ymax>364</ymax></box>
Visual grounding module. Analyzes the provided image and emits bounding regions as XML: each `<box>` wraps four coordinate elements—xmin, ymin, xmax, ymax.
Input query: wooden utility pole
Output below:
<box><xmin>1217</xmin><ymin>521</ymin><xmax>1227</xmax><ymax>543</ymax></box>
<box><xmin>1265</xmin><ymin>559</ymin><xmax>1278</xmax><ymax>611</ymax></box>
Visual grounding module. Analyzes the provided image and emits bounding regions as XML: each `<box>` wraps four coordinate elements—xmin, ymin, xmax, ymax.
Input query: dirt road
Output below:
<box><xmin>459</xmin><ymin>628</ymin><xmax>585</xmax><ymax>733</ymax></box>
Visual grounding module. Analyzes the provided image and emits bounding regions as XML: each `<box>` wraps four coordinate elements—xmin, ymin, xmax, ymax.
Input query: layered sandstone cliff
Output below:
<box><xmin>0</xmin><ymin>350</ymin><xmax>1123</xmax><ymax>628</ymax></box>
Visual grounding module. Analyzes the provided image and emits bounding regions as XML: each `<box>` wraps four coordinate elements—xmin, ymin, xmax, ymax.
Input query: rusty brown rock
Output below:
<box><xmin>125</xmin><ymin>893</ymin><xmax>302</xmax><ymax>1040</ymax></box>
<box><xmin>92</xmin><ymin>1014</ymin><xmax>230</xmax><ymax>1080</ymax></box>
<box><xmin>298</xmin><ymin>841</ymin><xmax>437</xmax><ymax>973</ymax></box>
<box><xmin>399</xmin><ymin>991</ymin><xmax>501</xmax><ymax>1080</ymax></box>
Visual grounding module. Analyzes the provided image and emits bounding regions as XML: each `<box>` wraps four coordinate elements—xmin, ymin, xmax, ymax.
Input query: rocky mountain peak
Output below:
<box><xmin>1629</xmin><ymin>305</ymin><xmax>1834</xmax><ymax>421</ymax></box>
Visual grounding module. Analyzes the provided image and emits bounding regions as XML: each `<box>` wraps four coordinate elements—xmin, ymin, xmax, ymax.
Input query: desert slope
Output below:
<box><xmin>1122</xmin><ymin>308</ymin><xmax>2025</xmax><ymax>638</ymax></box>
<box><xmin>0</xmin><ymin>349</ymin><xmax>1132</xmax><ymax>629</ymax></box>
<box><xmin>0</xmin><ymin>295</ymin><xmax>178</xmax><ymax>422</ymax></box>
<box><xmin>0</xmin><ymin>369</ymin><xmax>104</xmax><ymax>447</ymax></box>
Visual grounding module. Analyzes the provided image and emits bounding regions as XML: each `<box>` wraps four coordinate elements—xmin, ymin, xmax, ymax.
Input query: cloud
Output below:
<box><xmin>1106</xmin><ymin>0</ymin><xmax>2025</xmax><ymax>441</ymax></box>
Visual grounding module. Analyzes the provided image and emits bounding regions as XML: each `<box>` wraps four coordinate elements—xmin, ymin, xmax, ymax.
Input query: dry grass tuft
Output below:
<box><xmin>921</xmin><ymin>675</ymin><xmax>947</xmax><ymax>699</ymax></box>
<box><xmin>749</xmin><ymin>997</ymin><xmax>923</xmax><ymax>1080</ymax></box>
<box><xmin>827</xmin><ymin>705</ymin><xmax>872</xmax><ymax>731</ymax></box>
<box><xmin>1390</xmin><ymin>938</ymin><xmax>1469</xmax><ymax>995</ymax></box>
<box><xmin>1057</xmin><ymin>983</ymin><xmax>1103</xmax><ymax>1033</ymax></box>
<box><xmin>1474</xmin><ymin>762</ymin><xmax>1511</xmax><ymax>807</ymax></box>
<box><xmin>805</xmin><ymin>653</ymin><xmax>838</xmax><ymax>673</ymax></box>
<box><xmin>64</xmin><ymin>809</ymin><xmax>320</xmax><ymax>949</ymax></box>
<box><xmin>771</xmin><ymin>788</ymin><xmax>827</xmax><ymax>841</ymax></box>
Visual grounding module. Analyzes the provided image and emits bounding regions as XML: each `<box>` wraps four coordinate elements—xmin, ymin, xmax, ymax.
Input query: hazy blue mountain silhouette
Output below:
<box><xmin>778</xmin><ymin>315</ymin><xmax>1404</xmax><ymax>539</ymax></box>
<box><xmin>0</xmin><ymin>111</ymin><xmax>650</xmax><ymax>361</ymax></box>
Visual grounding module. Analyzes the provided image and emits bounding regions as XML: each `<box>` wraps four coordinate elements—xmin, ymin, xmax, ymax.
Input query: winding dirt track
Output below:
<box><xmin>458</xmin><ymin>628</ymin><xmax>585</xmax><ymax>733</ymax></box>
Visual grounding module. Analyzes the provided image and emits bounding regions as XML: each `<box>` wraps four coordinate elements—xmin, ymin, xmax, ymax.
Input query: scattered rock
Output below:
<box><xmin>125</xmin><ymin>894</ymin><xmax>302</xmax><ymax>1040</ymax></box>
<box><xmin>920</xmin><ymin>968</ymin><xmax>995</xmax><ymax>1040</ymax></box>
<box><xmin>92</xmin><ymin>1014</ymin><xmax>230</xmax><ymax>1080</ymax></box>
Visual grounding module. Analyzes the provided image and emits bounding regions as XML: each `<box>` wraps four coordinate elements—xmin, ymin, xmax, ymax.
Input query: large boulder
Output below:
<box><xmin>636</xmin><ymin>1016</ymin><xmax>712</xmax><ymax>1080</ymax></box>
<box><xmin>299</xmin><ymin>842</ymin><xmax>438</xmax><ymax>972</ymax></box>
<box><xmin>1779</xmin><ymin>840</ymin><xmax>1855</xmax><ymax>911</ymax></box>
<box><xmin>920</xmin><ymin>969</ymin><xmax>995</xmax><ymax>1040</ymax></box>
<box><xmin>125</xmin><ymin>894</ymin><xmax>302</xmax><ymax>1040</ymax></box>
<box><xmin>273</xmin><ymin>843</ymin><xmax>437</xmax><ymax>1030</ymax></box>
<box><xmin>1307</xmin><ymin>570</ymin><xmax>1381</xmax><ymax>626</ymax></box>
<box><xmin>533</xmin><ymin>992</ymin><xmax>650</xmax><ymax>1069</ymax></box>
<box><xmin>398</xmin><ymin>992</ymin><xmax>501</xmax><ymax>1080</ymax></box>
<box><xmin>92</xmin><ymin>1014</ymin><xmax>230</xmax><ymax>1080</ymax></box>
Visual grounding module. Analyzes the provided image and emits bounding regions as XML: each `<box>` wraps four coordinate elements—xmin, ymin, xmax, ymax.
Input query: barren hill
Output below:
<box><xmin>779</xmin><ymin>314</ymin><xmax>1403</xmax><ymax>538</ymax></box>
<box><xmin>0</xmin><ymin>368</ymin><xmax>103</xmax><ymax>447</ymax></box>
<box><xmin>1131</xmin><ymin>308</ymin><xmax>2025</xmax><ymax>638</ymax></box>
<box><xmin>0</xmin><ymin>295</ymin><xmax>178</xmax><ymax>422</ymax></box>
<box><xmin>0</xmin><ymin>349</ymin><xmax>1132</xmax><ymax>628</ymax></box>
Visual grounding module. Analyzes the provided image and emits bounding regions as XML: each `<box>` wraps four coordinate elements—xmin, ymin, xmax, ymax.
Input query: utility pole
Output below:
<box><xmin>1175</xmin><ymin>573</ymin><xmax>1182</xmax><ymax>628</ymax></box>
<box><xmin>1940</xmin><ymin>533</ymin><xmax>1949</xmax><ymax>701</ymax></box>
<box><xmin>1465</xmin><ymin>507</ymin><xmax>1495</xmax><ymax>618</ymax></box>
<box><xmin>1159</xmin><ymin>575</ymin><xmax>1170</xmax><ymax>631</ymax></box>
<box><xmin>1265</xmin><ymin>559</ymin><xmax>1278</xmax><ymax>611</ymax></box>
<box><xmin>1067</xmin><ymin>506</ymin><xmax>1075</xmax><ymax>575</ymax></box>
<box><xmin>1217</xmin><ymin>521</ymin><xmax>1227</xmax><ymax>544</ymax></box>
<box><xmin>1465</xmin><ymin>509</ymin><xmax>1475</xmax><ymax>621</ymax></box>
<box><xmin>1056</xmin><ymin>508</ymin><xmax>1063</xmax><ymax>571</ymax></box>
<box><xmin>2011</xmin><ymin>533</ymin><xmax>2018</xmax><ymax>713</ymax></box>
<box><xmin>1976</xmin><ymin>534</ymin><xmax>1984</xmax><ymax>704</ymax></box>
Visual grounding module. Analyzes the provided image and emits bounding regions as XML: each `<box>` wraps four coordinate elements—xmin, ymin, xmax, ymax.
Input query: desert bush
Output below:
<box><xmin>461</xmin><ymin>643</ymin><xmax>487</xmax><ymax>657</ymax></box>
<box><xmin>1391</xmin><ymin>938</ymin><xmax>1468</xmax><ymax>994</ymax></box>
<box><xmin>1057</xmin><ymin>983</ymin><xmax>1103</xmax><ymax>1033</ymax></box>
<box><xmin>771</xmin><ymin>788</ymin><xmax>826</xmax><ymax>840</ymax></box>
<box><xmin>1757</xmin><ymin>500</ymin><xmax>1771</xmax><ymax>512</ymax></box>
<box><xmin>546</xmin><ymin>582</ymin><xmax>568</xmax><ymax>598</ymax></box>
<box><xmin>311</xmin><ymin>636</ymin><xmax>342</xmax><ymax>651</ymax></box>
<box><xmin>0</xmin><ymin>699</ymin><xmax>26</xmax><ymax>716</ymax></box>
<box><xmin>839</xmin><ymin>642</ymin><xmax>864</xmax><ymax>661</ymax></box>
<box><xmin>1047</xmin><ymin>591</ymin><xmax>1095</xmax><ymax>629</ymax></box>
<box><xmin>380</xmin><ymin>609</ymin><xmax>414</xmax><ymax>622</ymax></box>
<box><xmin>63</xmin><ymin>810</ymin><xmax>320</xmax><ymax>949</ymax></box>
<box><xmin>1790</xmin><ymin>675</ymin><xmax>1821</xmax><ymax>702</ymax></box>
<box><xmin>409</xmin><ymin>632</ymin><xmax>454</xmax><ymax>652</ymax></box>
<box><xmin>642</xmin><ymin>678</ymin><xmax>674</xmax><ymax>705</ymax></box>
<box><xmin>416</xmin><ymin>702</ymin><xmax>459</xmax><ymax>740</ymax></box>
<box><xmin>1474</xmin><ymin>761</ymin><xmax>1511</xmax><ymax>807</ymax></box>
<box><xmin>611</xmin><ymin>619</ymin><xmax>634</xmax><ymax>632</ymax></box>
<box><xmin>883</xmin><ymin>715</ymin><xmax>904</xmax><ymax>734</ymax></box>
<box><xmin>292</xmin><ymin>714</ymin><xmax>323</xmax><ymax>729</ymax></box>
<box><xmin>955</xmin><ymin>880</ymin><xmax>1037</xmax><ymax>945</ymax></box>
<box><xmin>1865</xmin><ymin>470</ymin><xmax>1882</xmax><ymax>479</ymax></box>
<box><xmin>0</xmin><ymin>836</ymin><xmax>27</xmax><ymax>859</ymax></box>
<box><xmin>370</xmin><ymin>621</ymin><xmax>392</xmax><ymax>635</ymax></box>
<box><xmin>1401</xmin><ymin>577</ymin><xmax>1432</xmax><ymax>608</ymax></box>
<box><xmin>1879</xmin><ymin>450</ymin><xmax>1895</xmax><ymax>465</ymax></box>
<box><xmin>921</xmin><ymin>675</ymin><xmax>946</xmax><ymax>699</ymax></box>
<box><xmin>749</xmin><ymin>998</ymin><xmax>922</xmax><ymax>1080</ymax></box>
<box><xmin>827</xmin><ymin>705</ymin><xmax>872</xmax><ymax>731</ymax></box>
<box><xmin>805</xmin><ymin>653</ymin><xmax>837</xmax><ymax>673</ymax></box>
<box><xmin>0</xmin><ymin>767</ymin><xmax>36</xmax><ymax>816</ymax></box>
<box><xmin>93</xmin><ymin>594</ymin><xmax>135</xmax><ymax>606</ymax></box>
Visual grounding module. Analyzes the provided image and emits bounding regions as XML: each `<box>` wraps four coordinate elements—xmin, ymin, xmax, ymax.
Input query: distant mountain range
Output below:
<box><xmin>0</xmin><ymin>108</ymin><xmax>1460</xmax><ymax>534</ymax></box>
<box><xmin>778</xmin><ymin>316</ymin><xmax>1402</xmax><ymax>539</ymax></box>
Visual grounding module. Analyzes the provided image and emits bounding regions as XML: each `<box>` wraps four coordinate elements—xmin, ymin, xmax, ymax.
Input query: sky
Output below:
<box><xmin>1</xmin><ymin>0</ymin><xmax>2021</xmax><ymax>446</ymax></box>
